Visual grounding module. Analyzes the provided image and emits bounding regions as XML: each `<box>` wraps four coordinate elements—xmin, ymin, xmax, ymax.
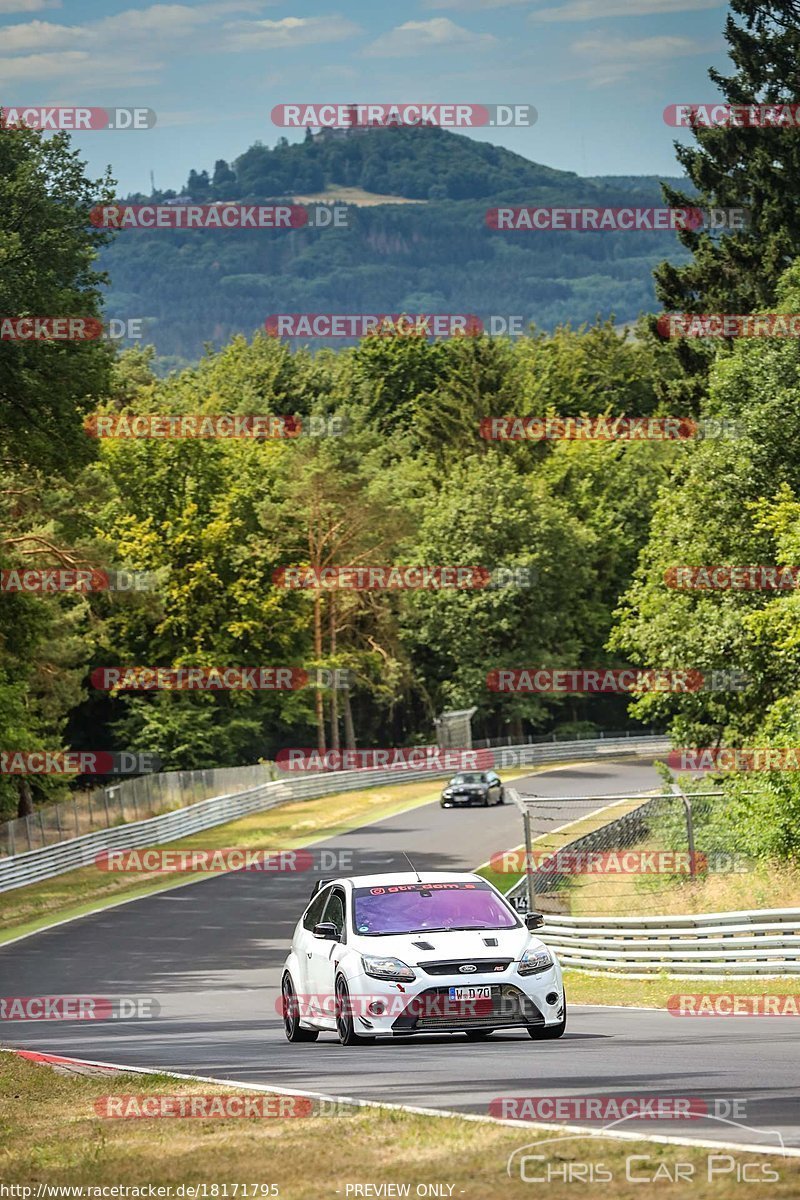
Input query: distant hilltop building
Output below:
<box><xmin>314</xmin><ymin>104</ymin><xmax>413</xmax><ymax>140</ymax></box>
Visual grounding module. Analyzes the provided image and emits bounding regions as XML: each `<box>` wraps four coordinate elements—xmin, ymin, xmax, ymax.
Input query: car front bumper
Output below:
<box><xmin>441</xmin><ymin>792</ymin><xmax>488</xmax><ymax>806</ymax></box>
<box><xmin>343</xmin><ymin>963</ymin><xmax>564</xmax><ymax>1036</ymax></box>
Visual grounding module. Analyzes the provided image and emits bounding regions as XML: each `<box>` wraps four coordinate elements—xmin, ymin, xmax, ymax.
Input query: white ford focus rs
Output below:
<box><xmin>280</xmin><ymin>871</ymin><xmax>566</xmax><ymax>1046</ymax></box>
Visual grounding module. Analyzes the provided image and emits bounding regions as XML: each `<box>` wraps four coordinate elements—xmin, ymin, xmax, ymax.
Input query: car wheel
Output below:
<box><xmin>498</xmin><ymin>788</ymin><xmax>505</xmax><ymax>805</ymax></box>
<box><xmin>465</xmin><ymin>1029</ymin><xmax>494</xmax><ymax>1040</ymax></box>
<box><xmin>528</xmin><ymin>1007</ymin><xmax>567</xmax><ymax>1040</ymax></box>
<box><xmin>335</xmin><ymin>976</ymin><xmax>375</xmax><ymax>1046</ymax></box>
<box><xmin>481</xmin><ymin>793</ymin><xmax>490</xmax><ymax>807</ymax></box>
<box><xmin>281</xmin><ymin>973</ymin><xmax>319</xmax><ymax>1043</ymax></box>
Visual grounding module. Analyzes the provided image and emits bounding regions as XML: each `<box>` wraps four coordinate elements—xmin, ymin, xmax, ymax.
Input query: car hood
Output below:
<box><xmin>355</xmin><ymin>926</ymin><xmax>541</xmax><ymax>965</ymax></box>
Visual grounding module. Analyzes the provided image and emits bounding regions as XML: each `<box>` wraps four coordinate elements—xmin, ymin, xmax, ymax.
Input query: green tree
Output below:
<box><xmin>611</xmin><ymin>260</ymin><xmax>800</xmax><ymax>746</ymax></box>
<box><xmin>653</xmin><ymin>1</ymin><xmax>800</xmax><ymax>401</ymax></box>
<box><xmin>0</xmin><ymin>122</ymin><xmax>115</xmax><ymax>816</ymax></box>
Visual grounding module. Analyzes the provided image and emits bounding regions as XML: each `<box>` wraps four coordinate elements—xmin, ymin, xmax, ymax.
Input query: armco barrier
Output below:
<box><xmin>504</xmin><ymin>773</ymin><xmax>800</xmax><ymax>975</ymax></box>
<box><xmin>534</xmin><ymin>909</ymin><xmax>800</xmax><ymax>976</ymax></box>
<box><xmin>0</xmin><ymin>734</ymin><xmax>667</xmax><ymax>893</ymax></box>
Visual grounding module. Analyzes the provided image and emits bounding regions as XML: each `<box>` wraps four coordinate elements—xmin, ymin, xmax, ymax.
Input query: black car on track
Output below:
<box><xmin>440</xmin><ymin>770</ymin><xmax>505</xmax><ymax>808</ymax></box>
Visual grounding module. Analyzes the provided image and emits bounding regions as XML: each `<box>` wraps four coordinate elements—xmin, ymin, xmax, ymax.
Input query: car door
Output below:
<box><xmin>294</xmin><ymin>886</ymin><xmax>332</xmax><ymax>1000</ymax></box>
<box><xmin>306</xmin><ymin>886</ymin><xmax>348</xmax><ymax>1021</ymax></box>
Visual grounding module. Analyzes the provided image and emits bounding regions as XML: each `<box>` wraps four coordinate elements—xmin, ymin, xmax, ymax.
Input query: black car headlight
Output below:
<box><xmin>517</xmin><ymin>947</ymin><xmax>554</xmax><ymax>976</ymax></box>
<box><xmin>362</xmin><ymin>955</ymin><xmax>416</xmax><ymax>982</ymax></box>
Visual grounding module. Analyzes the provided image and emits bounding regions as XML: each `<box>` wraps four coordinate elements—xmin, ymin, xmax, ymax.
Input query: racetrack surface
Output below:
<box><xmin>2</xmin><ymin>758</ymin><xmax>798</xmax><ymax>1151</ymax></box>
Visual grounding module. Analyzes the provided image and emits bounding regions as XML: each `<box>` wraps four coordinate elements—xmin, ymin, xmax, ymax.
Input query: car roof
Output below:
<box><xmin>324</xmin><ymin>870</ymin><xmax>486</xmax><ymax>890</ymax></box>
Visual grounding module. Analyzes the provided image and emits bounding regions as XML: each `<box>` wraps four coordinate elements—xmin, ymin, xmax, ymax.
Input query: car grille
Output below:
<box><xmin>418</xmin><ymin>958</ymin><xmax>512</xmax><ymax>975</ymax></box>
<box><xmin>392</xmin><ymin>985</ymin><xmax>544</xmax><ymax>1031</ymax></box>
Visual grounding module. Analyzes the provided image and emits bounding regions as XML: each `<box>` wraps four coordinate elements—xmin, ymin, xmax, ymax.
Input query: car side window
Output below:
<box><xmin>302</xmin><ymin>887</ymin><xmax>331</xmax><ymax>931</ymax></box>
<box><xmin>322</xmin><ymin>888</ymin><xmax>346</xmax><ymax>942</ymax></box>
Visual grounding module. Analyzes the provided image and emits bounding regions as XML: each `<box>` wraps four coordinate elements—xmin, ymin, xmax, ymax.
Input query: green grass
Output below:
<box><xmin>3</xmin><ymin>1052</ymin><xmax>798</xmax><ymax>1198</ymax></box>
<box><xmin>564</xmin><ymin>969</ymin><xmax>800</xmax><ymax>1007</ymax></box>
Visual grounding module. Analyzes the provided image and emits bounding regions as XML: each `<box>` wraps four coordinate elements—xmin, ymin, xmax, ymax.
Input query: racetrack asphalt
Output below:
<box><xmin>1</xmin><ymin>758</ymin><xmax>798</xmax><ymax>1152</ymax></box>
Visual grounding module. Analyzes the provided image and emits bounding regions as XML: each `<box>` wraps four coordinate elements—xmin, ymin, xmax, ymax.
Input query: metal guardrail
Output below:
<box><xmin>0</xmin><ymin>734</ymin><xmax>667</xmax><ymax>894</ymax></box>
<box><xmin>0</xmin><ymin>763</ymin><xmax>281</xmax><ymax>858</ymax></box>
<box><xmin>504</xmin><ymin>781</ymin><xmax>800</xmax><ymax>975</ymax></box>
<box><xmin>535</xmin><ymin>909</ymin><xmax>800</xmax><ymax>975</ymax></box>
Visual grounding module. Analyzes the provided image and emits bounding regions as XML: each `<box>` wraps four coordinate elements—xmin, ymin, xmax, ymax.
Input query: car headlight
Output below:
<box><xmin>361</xmin><ymin>955</ymin><xmax>416</xmax><ymax>982</ymax></box>
<box><xmin>442</xmin><ymin>788</ymin><xmax>453</xmax><ymax>797</ymax></box>
<box><xmin>517</xmin><ymin>946</ymin><xmax>554</xmax><ymax>976</ymax></box>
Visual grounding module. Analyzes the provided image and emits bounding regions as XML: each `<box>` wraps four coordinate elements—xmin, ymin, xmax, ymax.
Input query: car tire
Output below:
<box><xmin>497</xmin><ymin>788</ymin><xmax>505</xmax><ymax>805</ymax></box>
<box><xmin>481</xmin><ymin>793</ymin><xmax>490</xmax><ymax>807</ymax></box>
<box><xmin>335</xmin><ymin>976</ymin><xmax>375</xmax><ymax>1046</ymax></box>
<box><xmin>281</xmin><ymin>973</ymin><xmax>319</xmax><ymax>1043</ymax></box>
<box><xmin>527</xmin><ymin>1007</ymin><xmax>567</xmax><ymax>1040</ymax></box>
<box><xmin>465</xmin><ymin>1029</ymin><xmax>494</xmax><ymax>1040</ymax></box>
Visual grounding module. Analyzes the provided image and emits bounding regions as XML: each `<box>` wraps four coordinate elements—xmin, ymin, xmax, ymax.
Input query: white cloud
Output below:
<box><xmin>0</xmin><ymin>0</ymin><xmax>60</xmax><ymax>11</ymax></box>
<box><xmin>533</xmin><ymin>0</ymin><xmax>722</xmax><ymax>20</ymax></box>
<box><xmin>566</xmin><ymin>31</ymin><xmax>709</xmax><ymax>83</ymax></box>
<box><xmin>0</xmin><ymin>19</ymin><xmax>82</xmax><ymax>52</ymax></box>
<box><xmin>364</xmin><ymin>17</ymin><xmax>496</xmax><ymax>57</ymax></box>
<box><xmin>223</xmin><ymin>14</ymin><xmax>362</xmax><ymax>50</ymax></box>
<box><xmin>573</xmin><ymin>32</ymin><xmax>704</xmax><ymax>60</ymax></box>
<box><xmin>96</xmin><ymin>2</ymin><xmax>264</xmax><ymax>40</ymax></box>
<box><xmin>421</xmin><ymin>0</ymin><xmax>532</xmax><ymax>9</ymax></box>
<box><xmin>0</xmin><ymin>1</ymin><xmax>282</xmax><ymax>86</ymax></box>
<box><xmin>0</xmin><ymin>49</ymin><xmax>163</xmax><ymax>85</ymax></box>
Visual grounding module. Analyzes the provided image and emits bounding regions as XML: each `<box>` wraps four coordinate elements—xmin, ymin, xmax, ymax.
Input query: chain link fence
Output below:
<box><xmin>506</xmin><ymin>787</ymin><xmax>743</xmax><ymax>916</ymax></box>
<box><xmin>0</xmin><ymin>763</ymin><xmax>278</xmax><ymax>858</ymax></box>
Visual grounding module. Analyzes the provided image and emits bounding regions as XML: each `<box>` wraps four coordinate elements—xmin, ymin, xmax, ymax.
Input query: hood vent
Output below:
<box><xmin>482</xmin><ymin>937</ymin><xmax>498</xmax><ymax>947</ymax></box>
<box><xmin>412</xmin><ymin>940</ymin><xmax>435</xmax><ymax>951</ymax></box>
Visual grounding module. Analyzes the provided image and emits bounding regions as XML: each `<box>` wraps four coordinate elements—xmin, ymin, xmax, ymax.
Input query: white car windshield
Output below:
<box><xmin>352</xmin><ymin>881</ymin><xmax>518</xmax><ymax>936</ymax></box>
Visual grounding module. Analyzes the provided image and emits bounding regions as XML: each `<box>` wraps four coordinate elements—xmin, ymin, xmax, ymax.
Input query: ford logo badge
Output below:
<box><xmin>459</xmin><ymin>964</ymin><xmax>477</xmax><ymax>973</ymax></box>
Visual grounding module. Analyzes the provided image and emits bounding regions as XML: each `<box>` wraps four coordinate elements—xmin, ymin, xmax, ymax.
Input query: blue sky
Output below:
<box><xmin>0</xmin><ymin>0</ymin><xmax>732</xmax><ymax>194</ymax></box>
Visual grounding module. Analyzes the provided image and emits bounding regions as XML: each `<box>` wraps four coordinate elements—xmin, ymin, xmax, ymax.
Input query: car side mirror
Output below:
<box><xmin>313</xmin><ymin>921</ymin><xmax>339</xmax><ymax>940</ymax></box>
<box><xmin>525</xmin><ymin>912</ymin><xmax>545</xmax><ymax>930</ymax></box>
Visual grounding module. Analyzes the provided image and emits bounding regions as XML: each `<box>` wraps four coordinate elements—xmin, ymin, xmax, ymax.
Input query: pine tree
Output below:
<box><xmin>655</xmin><ymin>0</ymin><xmax>800</xmax><ymax>316</ymax></box>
